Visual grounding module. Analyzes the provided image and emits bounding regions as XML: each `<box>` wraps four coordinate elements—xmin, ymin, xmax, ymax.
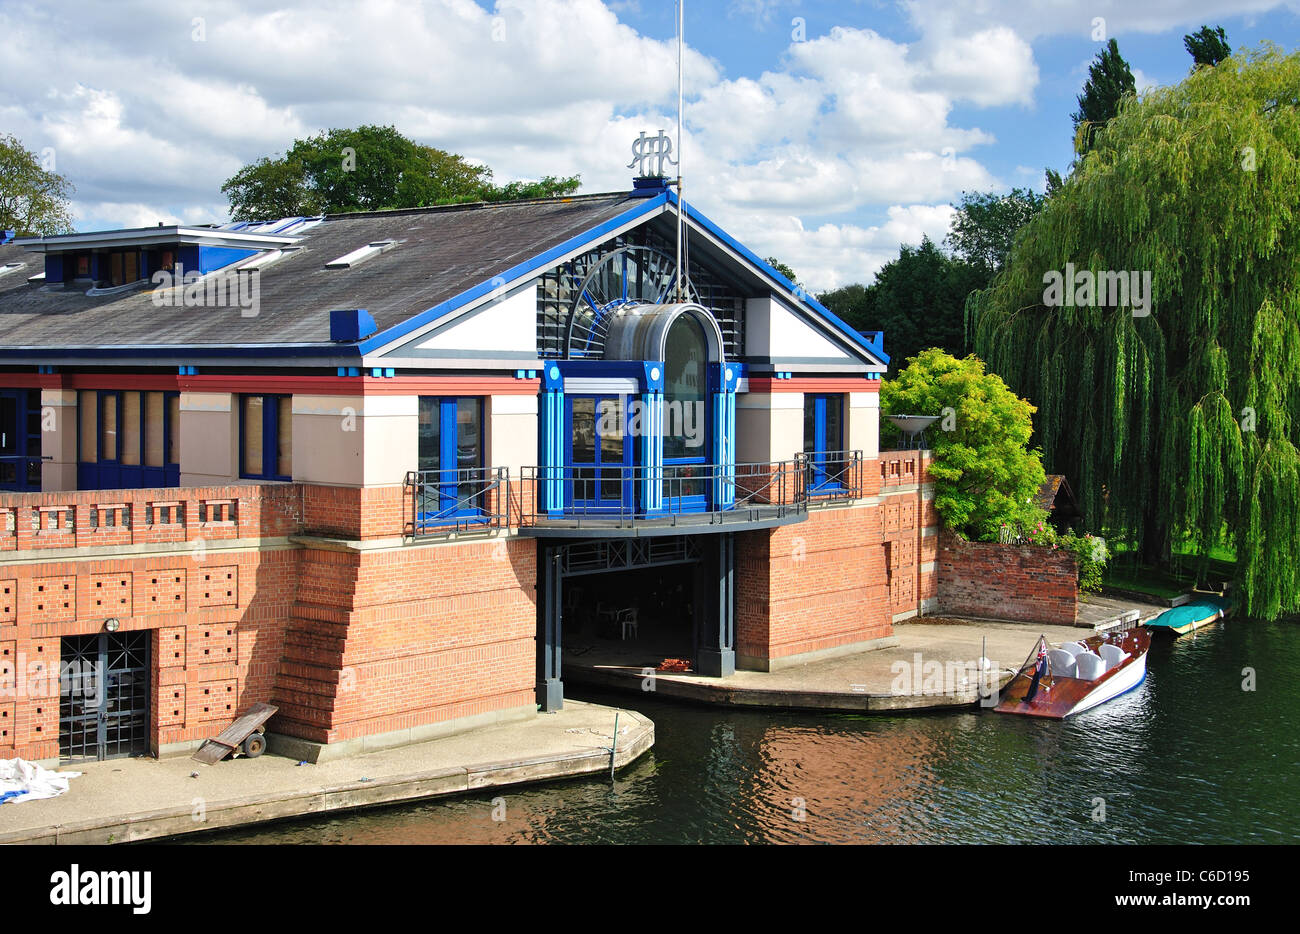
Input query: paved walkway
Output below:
<box><xmin>564</xmin><ymin>600</ymin><xmax>1163</xmax><ymax>713</ymax></box>
<box><xmin>0</xmin><ymin>700</ymin><xmax>652</xmax><ymax>845</ymax></box>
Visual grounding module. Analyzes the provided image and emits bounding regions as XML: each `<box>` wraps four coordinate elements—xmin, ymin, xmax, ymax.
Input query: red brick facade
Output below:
<box><xmin>934</xmin><ymin>530</ymin><xmax>1078</xmax><ymax>625</ymax></box>
<box><xmin>0</xmin><ymin>483</ymin><xmax>537</xmax><ymax>762</ymax></box>
<box><xmin>0</xmin><ymin>451</ymin><xmax>938</xmax><ymax>761</ymax></box>
<box><xmin>735</xmin><ymin>451</ymin><xmax>939</xmax><ymax>667</ymax></box>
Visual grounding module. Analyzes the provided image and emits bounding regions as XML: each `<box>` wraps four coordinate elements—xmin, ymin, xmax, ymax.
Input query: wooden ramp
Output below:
<box><xmin>192</xmin><ymin>703</ymin><xmax>278</xmax><ymax>765</ymax></box>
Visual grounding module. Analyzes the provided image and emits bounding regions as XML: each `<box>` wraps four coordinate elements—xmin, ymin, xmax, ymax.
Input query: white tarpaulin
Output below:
<box><xmin>0</xmin><ymin>757</ymin><xmax>80</xmax><ymax>805</ymax></box>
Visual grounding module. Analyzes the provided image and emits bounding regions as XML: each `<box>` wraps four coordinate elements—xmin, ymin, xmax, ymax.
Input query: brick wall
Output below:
<box><xmin>734</xmin><ymin>450</ymin><xmax>937</xmax><ymax>667</ymax></box>
<box><xmin>933</xmin><ymin>530</ymin><xmax>1078</xmax><ymax>624</ymax></box>
<box><xmin>273</xmin><ymin>535</ymin><xmax>536</xmax><ymax>744</ymax></box>
<box><xmin>0</xmin><ymin>481</ymin><xmax>536</xmax><ymax>761</ymax></box>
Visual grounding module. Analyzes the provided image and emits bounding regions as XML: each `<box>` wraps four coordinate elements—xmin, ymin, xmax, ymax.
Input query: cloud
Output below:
<box><xmin>901</xmin><ymin>0</ymin><xmax>1289</xmax><ymax>42</ymax></box>
<box><xmin>0</xmin><ymin>0</ymin><xmax>1026</xmax><ymax>288</ymax></box>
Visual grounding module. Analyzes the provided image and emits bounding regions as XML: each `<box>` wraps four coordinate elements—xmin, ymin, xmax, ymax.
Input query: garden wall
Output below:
<box><xmin>933</xmin><ymin>530</ymin><xmax>1078</xmax><ymax>625</ymax></box>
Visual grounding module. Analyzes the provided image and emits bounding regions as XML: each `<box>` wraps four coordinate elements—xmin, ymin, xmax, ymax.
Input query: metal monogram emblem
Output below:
<box><xmin>628</xmin><ymin>130</ymin><xmax>677</xmax><ymax>178</ymax></box>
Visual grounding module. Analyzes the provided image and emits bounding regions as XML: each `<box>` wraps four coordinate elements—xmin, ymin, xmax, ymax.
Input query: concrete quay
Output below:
<box><xmin>0</xmin><ymin>700</ymin><xmax>652</xmax><ymax>845</ymax></box>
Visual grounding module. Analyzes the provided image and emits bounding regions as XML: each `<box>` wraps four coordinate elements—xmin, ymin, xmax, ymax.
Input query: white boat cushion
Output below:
<box><xmin>1059</xmin><ymin>642</ymin><xmax>1087</xmax><ymax>657</ymax></box>
<box><xmin>1098</xmin><ymin>644</ymin><xmax>1127</xmax><ymax>669</ymax></box>
<box><xmin>1075</xmin><ymin>652</ymin><xmax>1107</xmax><ymax>680</ymax></box>
<box><xmin>1047</xmin><ymin>649</ymin><xmax>1077</xmax><ymax>677</ymax></box>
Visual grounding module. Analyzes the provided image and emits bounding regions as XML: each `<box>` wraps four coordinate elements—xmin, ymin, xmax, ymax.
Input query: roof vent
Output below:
<box><xmin>325</xmin><ymin>239</ymin><xmax>397</xmax><ymax>269</ymax></box>
<box><xmin>330</xmin><ymin>308</ymin><xmax>378</xmax><ymax>342</ymax></box>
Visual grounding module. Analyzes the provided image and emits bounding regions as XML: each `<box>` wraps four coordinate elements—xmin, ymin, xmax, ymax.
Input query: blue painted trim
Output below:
<box><xmin>75</xmin><ymin>389</ymin><xmax>181</xmax><ymax>491</ymax></box>
<box><xmin>539</xmin><ymin>388</ymin><xmax>565</xmax><ymax>513</ymax></box>
<box><xmin>357</xmin><ymin>194</ymin><xmax>668</xmax><ymax>354</ymax></box>
<box><xmin>238</xmin><ymin>393</ymin><xmax>292</xmax><ymax>482</ymax></box>
<box><xmin>0</xmin><ymin>345</ymin><xmax>361</xmax><ymax>361</ymax></box>
<box><xmin>669</xmin><ymin>191</ymin><xmax>890</xmax><ymax>366</ymax></box>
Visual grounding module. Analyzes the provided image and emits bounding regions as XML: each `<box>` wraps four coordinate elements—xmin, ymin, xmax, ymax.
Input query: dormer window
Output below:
<box><xmin>107</xmin><ymin>249</ymin><xmax>141</xmax><ymax>287</ymax></box>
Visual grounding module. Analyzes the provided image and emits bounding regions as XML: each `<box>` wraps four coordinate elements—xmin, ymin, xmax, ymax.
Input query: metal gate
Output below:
<box><xmin>59</xmin><ymin>631</ymin><xmax>151</xmax><ymax>761</ymax></box>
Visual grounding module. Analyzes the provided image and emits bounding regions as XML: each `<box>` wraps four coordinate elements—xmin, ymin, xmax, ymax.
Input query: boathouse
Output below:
<box><xmin>0</xmin><ymin>178</ymin><xmax>937</xmax><ymax>763</ymax></box>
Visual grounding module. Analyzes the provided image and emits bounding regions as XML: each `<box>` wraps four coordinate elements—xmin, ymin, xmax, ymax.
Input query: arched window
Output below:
<box><xmin>663</xmin><ymin>313</ymin><xmax>709</xmax><ymax>503</ymax></box>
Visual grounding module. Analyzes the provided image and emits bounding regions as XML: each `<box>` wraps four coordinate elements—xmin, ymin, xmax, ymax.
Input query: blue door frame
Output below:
<box><xmin>417</xmin><ymin>397</ymin><xmax>485</xmax><ymax>523</ymax></box>
<box><xmin>79</xmin><ymin>390</ymin><xmax>180</xmax><ymax>491</ymax></box>
<box><xmin>805</xmin><ymin>393</ymin><xmax>845</xmax><ymax>493</ymax></box>
<box><xmin>565</xmin><ymin>394</ymin><xmax>631</xmax><ymax>512</ymax></box>
<box><xmin>0</xmin><ymin>389</ymin><xmax>42</xmax><ymax>492</ymax></box>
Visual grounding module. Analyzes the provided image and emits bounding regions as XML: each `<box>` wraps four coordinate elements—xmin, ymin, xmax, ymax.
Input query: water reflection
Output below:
<box><xmin>197</xmin><ymin>621</ymin><xmax>1300</xmax><ymax>845</ymax></box>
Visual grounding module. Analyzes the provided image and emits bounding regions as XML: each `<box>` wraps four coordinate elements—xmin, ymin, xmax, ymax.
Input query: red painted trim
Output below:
<box><xmin>0</xmin><ymin>374</ymin><xmax>63</xmax><ymax>389</ymax></box>
<box><xmin>747</xmin><ymin>377</ymin><xmax>879</xmax><ymax>393</ymax></box>
<box><xmin>38</xmin><ymin>373</ymin><xmax>541</xmax><ymax>396</ymax></box>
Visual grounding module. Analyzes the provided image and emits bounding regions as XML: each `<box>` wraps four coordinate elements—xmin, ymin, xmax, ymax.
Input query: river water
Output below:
<box><xmin>202</xmin><ymin>619</ymin><xmax>1299</xmax><ymax>844</ymax></box>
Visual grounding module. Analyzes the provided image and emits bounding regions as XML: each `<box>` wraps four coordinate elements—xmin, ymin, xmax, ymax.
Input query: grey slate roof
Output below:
<box><xmin>0</xmin><ymin>193</ymin><xmax>641</xmax><ymax>353</ymax></box>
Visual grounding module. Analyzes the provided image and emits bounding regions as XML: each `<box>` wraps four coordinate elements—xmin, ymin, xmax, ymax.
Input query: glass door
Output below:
<box><xmin>803</xmin><ymin>393</ymin><xmax>845</xmax><ymax>493</ymax></box>
<box><xmin>662</xmin><ymin>314</ymin><xmax>709</xmax><ymax>512</ymax></box>
<box><xmin>567</xmin><ymin>395</ymin><xmax>629</xmax><ymax>513</ymax></box>
<box><xmin>0</xmin><ymin>389</ymin><xmax>42</xmax><ymax>492</ymax></box>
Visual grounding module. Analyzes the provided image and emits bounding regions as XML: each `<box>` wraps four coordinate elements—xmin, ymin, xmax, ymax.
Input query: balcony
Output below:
<box><xmin>516</xmin><ymin>458</ymin><xmax>829</xmax><ymax>537</ymax></box>
<box><xmin>403</xmin><ymin>466</ymin><xmax>510</xmax><ymax>539</ymax></box>
<box><xmin>803</xmin><ymin>450</ymin><xmax>865</xmax><ymax>504</ymax></box>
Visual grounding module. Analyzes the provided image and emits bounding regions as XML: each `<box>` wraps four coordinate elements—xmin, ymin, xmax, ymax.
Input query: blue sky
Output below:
<box><xmin>2</xmin><ymin>0</ymin><xmax>1297</xmax><ymax>289</ymax></box>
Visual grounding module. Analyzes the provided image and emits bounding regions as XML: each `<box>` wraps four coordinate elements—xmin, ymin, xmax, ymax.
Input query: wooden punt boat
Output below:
<box><xmin>1144</xmin><ymin>594</ymin><xmax>1231</xmax><ymax>637</ymax></box>
<box><xmin>993</xmin><ymin>628</ymin><xmax>1151</xmax><ymax>719</ymax></box>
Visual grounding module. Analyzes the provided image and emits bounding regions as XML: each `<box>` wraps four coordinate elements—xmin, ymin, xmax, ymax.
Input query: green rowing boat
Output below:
<box><xmin>1145</xmin><ymin>594</ymin><xmax>1232</xmax><ymax>636</ymax></box>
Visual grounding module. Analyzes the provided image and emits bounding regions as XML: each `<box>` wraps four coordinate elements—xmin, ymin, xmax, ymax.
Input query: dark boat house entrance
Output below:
<box><xmin>537</xmin><ymin>532</ymin><xmax>736</xmax><ymax>711</ymax></box>
<box><xmin>59</xmin><ymin>630</ymin><xmax>151</xmax><ymax>761</ymax></box>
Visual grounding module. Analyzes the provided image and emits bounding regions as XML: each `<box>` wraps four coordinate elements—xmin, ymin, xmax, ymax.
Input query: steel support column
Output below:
<box><xmin>696</xmin><ymin>532</ymin><xmax>736</xmax><ymax>676</ymax></box>
<box><xmin>537</xmin><ymin>548</ymin><xmax>564</xmax><ymax>710</ymax></box>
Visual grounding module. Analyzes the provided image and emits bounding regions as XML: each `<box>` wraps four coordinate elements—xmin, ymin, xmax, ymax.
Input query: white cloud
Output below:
<box><xmin>901</xmin><ymin>0</ymin><xmax>1288</xmax><ymax>42</ymax></box>
<box><xmin>0</xmin><ymin>0</ymin><xmax>1027</xmax><ymax>287</ymax></box>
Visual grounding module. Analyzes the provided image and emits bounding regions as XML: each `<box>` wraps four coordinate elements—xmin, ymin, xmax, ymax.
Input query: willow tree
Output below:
<box><xmin>968</xmin><ymin>45</ymin><xmax>1300</xmax><ymax>620</ymax></box>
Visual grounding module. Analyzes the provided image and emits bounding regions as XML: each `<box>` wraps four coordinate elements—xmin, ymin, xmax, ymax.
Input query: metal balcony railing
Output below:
<box><xmin>404</xmin><ymin>466</ymin><xmax>508</xmax><ymax>538</ymax></box>
<box><xmin>519</xmin><ymin>459</ymin><xmax>807</xmax><ymax>530</ymax></box>
<box><xmin>800</xmin><ymin>450</ymin><xmax>864</xmax><ymax>504</ymax></box>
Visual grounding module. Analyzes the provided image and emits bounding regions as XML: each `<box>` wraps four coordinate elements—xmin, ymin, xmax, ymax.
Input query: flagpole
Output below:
<box><xmin>675</xmin><ymin>0</ymin><xmax>685</xmax><ymax>302</ymax></box>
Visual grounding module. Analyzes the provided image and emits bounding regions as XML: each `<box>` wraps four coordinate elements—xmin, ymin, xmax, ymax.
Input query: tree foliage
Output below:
<box><xmin>1073</xmin><ymin>38</ymin><xmax>1137</xmax><ymax>155</ymax></box>
<box><xmin>881</xmin><ymin>349</ymin><xmax>1048</xmax><ymax>541</ymax></box>
<box><xmin>968</xmin><ymin>46</ymin><xmax>1300</xmax><ymax>620</ymax></box>
<box><xmin>222</xmin><ymin>125</ymin><xmax>579</xmax><ymax>219</ymax></box>
<box><xmin>820</xmin><ymin>237</ymin><xmax>985</xmax><ymax>371</ymax></box>
<box><xmin>0</xmin><ymin>134</ymin><xmax>75</xmax><ymax>235</ymax></box>
<box><xmin>946</xmin><ymin>188</ymin><xmax>1047</xmax><ymax>274</ymax></box>
<box><xmin>1185</xmin><ymin>25</ymin><xmax>1231</xmax><ymax>68</ymax></box>
<box><xmin>765</xmin><ymin>256</ymin><xmax>799</xmax><ymax>285</ymax></box>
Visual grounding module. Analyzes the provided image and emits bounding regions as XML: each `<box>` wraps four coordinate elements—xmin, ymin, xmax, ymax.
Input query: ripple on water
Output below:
<box><xmin>193</xmin><ymin>621</ymin><xmax>1300</xmax><ymax>845</ymax></box>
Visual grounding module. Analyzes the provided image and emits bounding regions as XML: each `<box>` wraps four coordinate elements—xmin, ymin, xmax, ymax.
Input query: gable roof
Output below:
<box><xmin>0</xmin><ymin>188</ymin><xmax>887</xmax><ymax>371</ymax></box>
<box><xmin>0</xmin><ymin>193</ymin><xmax>649</xmax><ymax>359</ymax></box>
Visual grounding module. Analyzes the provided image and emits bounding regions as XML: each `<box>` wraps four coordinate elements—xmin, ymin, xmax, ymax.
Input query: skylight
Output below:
<box><xmin>325</xmin><ymin>240</ymin><xmax>397</xmax><ymax>269</ymax></box>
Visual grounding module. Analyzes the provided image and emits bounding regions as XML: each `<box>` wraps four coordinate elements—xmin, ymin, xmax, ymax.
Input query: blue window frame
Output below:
<box><xmin>662</xmin><ymin>314</ymin><xmax>710</xmax><ymax>511</ymax></box>
<box><xmin>565</xmin><ymin>395</ymin><xmax>631</xmax><ymax>512</ymax></box>
<box><xmin>416</xmin><ymin>397</ymin><xmax>484</xmax><ymax>522</ymax></box>
<box><xmin>239</xmin><ymin>394</ymin><xmax>292</xmax><ymax>481</ymax></box>
<box><xmin>77</xmin><ymin>389</ymin><xmax>180</xmax><ymax>490</ymax></box>
<box><xmin>0</xmin><ymin>388</ymin><xmax>42</xmax><ymax>492</ymax></box>
<box><xmin>803</xmin><ymin>393</ymin><xmax>845</xmax><ymax>492</ymax></box>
